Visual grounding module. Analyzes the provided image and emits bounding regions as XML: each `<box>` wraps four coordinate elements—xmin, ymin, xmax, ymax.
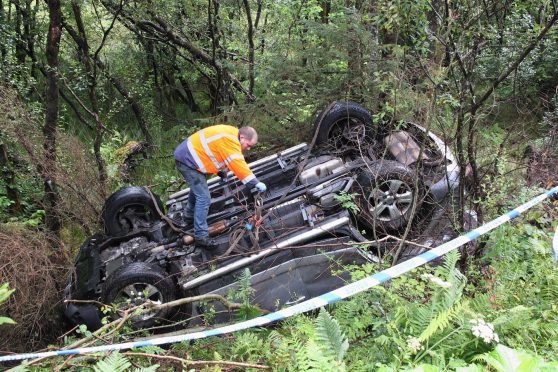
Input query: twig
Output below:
<box><xmin>123</xmin><ymin>352</ymin><xmax>270</xmax><ymax>369</ymax></box>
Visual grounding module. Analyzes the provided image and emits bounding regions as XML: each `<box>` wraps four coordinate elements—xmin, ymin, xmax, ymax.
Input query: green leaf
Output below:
<box><xmin>474</xmin><ymin>344</ymin><xmax>553</xmax><ymax>372</ymax></box>
<box><xmin>0</xmin><ymin>316</ymin><xmax>16</xmax><ymax>325</ymax></box>
<box><xmin>0</xmin><ymin>282</ymin><xmax>15</xmax><ymax>302</ymax></box>
<box><xmin>314</xmin><ymin>308</ymin><xmax>349</xmax><ymax>363</ymax></box>
<box><xmin>93</xmin><ymin>352</ymin><xmax>131</xmax><ymax>372</ymax></box>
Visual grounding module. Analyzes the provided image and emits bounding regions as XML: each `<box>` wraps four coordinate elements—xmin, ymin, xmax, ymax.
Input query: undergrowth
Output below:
<box><xmin>6</xmin><ymin>197</ymin><xmax>557</xmax><ymax>370</ymax></box>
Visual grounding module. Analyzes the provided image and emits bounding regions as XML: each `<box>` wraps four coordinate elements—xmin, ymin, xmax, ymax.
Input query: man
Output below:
<box><xmin>174</xmin><ymin>125</ymin><xmax>267</xmax><ymax>249</ymax></box>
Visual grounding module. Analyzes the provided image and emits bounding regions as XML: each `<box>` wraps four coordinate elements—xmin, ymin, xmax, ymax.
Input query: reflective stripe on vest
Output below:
<box><xmin>242</xmin><ymin>174</ymin><xmax>256</xmax><ymax>184</ymax></box>
<box><xmin>206</xmin><ymin>132</ymin><xmax>238</xmax><ymax>144</ymax></box>
<box><xmin>199</xmin><ymin>129</ymin><xmax>223</xmax><ymax>171</ymax></box>
<box><xmin>223</xmin><ymin>153</ymin><xmax>244</xmax><ymax>166</ymax></box>
<box><xmin>187</xmin><ymin>137</ymin><xmax>206</xmax><ymax>173</ymax></box>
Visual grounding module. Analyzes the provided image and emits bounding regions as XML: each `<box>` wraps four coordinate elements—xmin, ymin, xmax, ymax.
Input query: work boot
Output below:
<box><xmin>195</xmin><ymin>236</ymin><xmax>216</xmax><ymax>251</ymax></box>
<box><xmin>183</xmin><ymin>215</ymin><xmax>194</xmax><ymax>225</ymax></box>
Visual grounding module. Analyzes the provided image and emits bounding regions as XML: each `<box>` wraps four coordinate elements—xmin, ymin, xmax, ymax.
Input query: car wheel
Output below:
<box><xmin>314</xmin><ymin>101</ymin><xmax>375</xmax><ymax>152</ymax></box>
<box><xmin>101</xmin><ymin>186</ymin><xmax>164</xmax><ymax>236</ymax></box>
<box><xmin>102</xmin><ymin>262</ymin><xmax>177</xmax><ymax>329</ymax></box>
<box><xmin>355</xmin><ymin>160</ymin><xmax>423</xmax><ymax>232</ymax></box>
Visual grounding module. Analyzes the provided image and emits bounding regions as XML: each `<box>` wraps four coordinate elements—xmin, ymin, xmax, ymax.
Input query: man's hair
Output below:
<box><xmin>239</xmin><ymin>126</ymin><xmax>258</xmax><ymax>142</ymax></box>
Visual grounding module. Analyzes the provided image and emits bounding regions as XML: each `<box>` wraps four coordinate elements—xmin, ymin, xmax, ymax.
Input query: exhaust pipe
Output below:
<box><xmin>182</xmin><ymin>215</ymin><xmax>350</xmax><ymax>290</ymax></box>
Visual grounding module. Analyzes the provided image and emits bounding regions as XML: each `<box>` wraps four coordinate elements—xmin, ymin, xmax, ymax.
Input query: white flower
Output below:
<box><xmin>421</xmin><ymin>273</ymin><xmax>452</xmax><ymax>288</ymax></box>
<box><xmin>430</xmin><ymin>276</ymin><xmax>452</xmax><ymax>288</ymax></box>
<box><xmin>407</xmin><ymin>337</ymin><xmax>423</xmax><ymax>354</ymax></box>
<box><xmin>470</xmin><ymin>319</ymin><xmax>499</xmax><ymax>343</ymax></box>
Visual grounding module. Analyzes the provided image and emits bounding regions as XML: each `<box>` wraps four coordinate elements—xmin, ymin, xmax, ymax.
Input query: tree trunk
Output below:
<box><xmin>345</xmin><ymin>1</ymin><xmax>363</xmax><ymax>100</ymax></box>
<box><xmin>0</xmin><ymin>139</ymin><xmax>22</xmax><ymax>214</ymax></box>
<box><xmin>43</xmin><ymin>0</ymin><xmax>62</xmax><ymax>234</ymax></box>
<box><xmin>14</xmin><ymin>1</ymin><xmax>26</xmax><ymax>65</ymax></box>
<box><xmin>320</xmin><ymin>0</ymin><xmax>330</xmax><ymax>24</ymax></box>
<box><xmin>71</xmin><ymin>1</ymin><xmax>107</xmax><ymax>198</ymax></box>
<box><xmin>0</xmin><ymin>0</ymin><xmax>6</xmax><ymax>61</ymax></box>
<box><xmin>22</xmin><ymin>0</ymin><xmax>37</xmax><ymax>79</ymax></box>
<box><xmin>107</xmin><ymin>74</ymin><xmax>153</xmax><ymax>146</ymax></box>
<box><xmin>242</xmin><ymin>0</ymin><xmax>255</xmax><ymax>97</ymax></box>
<box><xmin>208</xmin><ymin>0</ymin><xmax>226</xmax><ymax>111</ymax></box>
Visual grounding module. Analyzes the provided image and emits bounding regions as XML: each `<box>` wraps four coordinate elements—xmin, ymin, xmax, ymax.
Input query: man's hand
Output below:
<box><xmin>255</xmin><ymin>182</ymin><xmax>267</xmax><ymax>192</ymax></box>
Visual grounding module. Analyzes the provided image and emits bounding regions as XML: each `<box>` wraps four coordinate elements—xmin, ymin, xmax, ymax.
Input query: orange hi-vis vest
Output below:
<box><xmin>185</xmin><ymin>125</ymin><xmax>256</xmax><ymax>185</ymax></box>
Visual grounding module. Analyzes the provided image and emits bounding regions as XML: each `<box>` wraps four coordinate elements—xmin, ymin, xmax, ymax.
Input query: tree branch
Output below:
<box><xmin>470</xmin><ymin>10</ymin><xmax>558</xmax><ymax>114</ymax></box>
<box><xmin>123</xmin><ymin>352</ymin><xmax>270</xmax><ymax>369</ymax></box>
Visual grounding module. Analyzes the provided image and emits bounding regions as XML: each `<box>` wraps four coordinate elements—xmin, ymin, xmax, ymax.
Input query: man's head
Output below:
<box><xmin>238</xmin><ymin>126</ymin><xmax>258</xmax><ymax>152</ymax></box>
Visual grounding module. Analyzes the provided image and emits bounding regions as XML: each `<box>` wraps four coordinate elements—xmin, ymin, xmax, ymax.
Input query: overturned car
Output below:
<box><xmin>64</xmin><ymin>101</ymin><xmax>461</xmax><ymax>331</ymax></box>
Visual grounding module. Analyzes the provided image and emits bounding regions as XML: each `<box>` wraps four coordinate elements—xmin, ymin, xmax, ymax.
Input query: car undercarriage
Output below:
<box><xmin>64</xmin><ymin>101</ymin><xmax>465</xmax><ymax>331</ymax></box>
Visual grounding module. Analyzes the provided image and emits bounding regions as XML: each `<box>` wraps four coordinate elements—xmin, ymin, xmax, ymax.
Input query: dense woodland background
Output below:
<box><xmin>1</xmin><ymin>0</ymin><xmax>558</xmax><ymax>370</ymax></box>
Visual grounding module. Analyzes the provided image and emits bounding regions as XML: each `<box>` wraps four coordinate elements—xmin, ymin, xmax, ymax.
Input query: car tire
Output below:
<box><xmin>101</xmin><ymin>186</ymin><xmax>164</xmax><ymax>236</ymax></box>
<box><xmin>102</xmin><ymin>262</ymin><xmax>177</xmax><ymax>329</ymax></box>
<box><xmin>314</xmin><ymin>101</ymin><xmax>375</xmax><ymax>151</ymax></box>
<box><xmin>355</xmin><ymin>160</ymin><xmax>423</xmax><ymax>232</ymax></box>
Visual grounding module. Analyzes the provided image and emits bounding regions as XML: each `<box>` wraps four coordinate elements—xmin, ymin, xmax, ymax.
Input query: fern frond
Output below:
<box><xmin>491</xmin><ymin>305</ymin><xmax>532</xmax><ymax>327</ymax></box>
<box><xmin>440</xmin><ymin>250</ymin><xmax>460</xmax><ymax>278</ymax></box>
<box><xmin>537</xmin><ymin>321</ymin><xmax>558</xmax><ymax>338</ymax></box>
<box><xmin>314</xmin><ymin>308</ymin><xmax>349</xmax><ymax>363</ymax></box>
<box><xmin>306</xmin><ymin>339</ymin><xmax>344</xmax><ymax>372</ymax></box>
<box><xmin>93</xmin><ymin>352</ymin><xmax>131</xmax><ymax>372</ymax></box>
<box><xmin>540</xmin><ymin>283</ymin><xmax>558</xmax><ymax>302</ymax></box>
<box><xmin>267</xmin><ymin>330</ymin><xmax>283</xmax><ymax>348</ymax></box>
<box><xmin>469</xmin><ymin>293</ymin><xmax>491</xmax><ymax>313</ymax></box>
<box><xmin>133</xmin><ymin>346</ymin><xmax>164</xmax><ymax>355</ymax></box>
<box><xmin>435</xmin><ymin>251</ymin><xmax>467</xmax><ymax>309</ymax></box>
<box><xmin>418</xmin><ymin>300</ymin><xmax>469</xmax><ymax>342</ymax></box>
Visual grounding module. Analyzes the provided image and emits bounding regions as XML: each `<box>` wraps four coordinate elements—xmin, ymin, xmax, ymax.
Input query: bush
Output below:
<box><xmin>0</xmin><ymin>224</ymin><xmax>71</xmax><ymax>352</ymax></box>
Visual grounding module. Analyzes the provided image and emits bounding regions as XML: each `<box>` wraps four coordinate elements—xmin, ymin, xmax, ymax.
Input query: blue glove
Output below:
<box><xmin>255</xmin><ymin>182</ymin><xmax>267</xmax><ymax>193</ymax></box>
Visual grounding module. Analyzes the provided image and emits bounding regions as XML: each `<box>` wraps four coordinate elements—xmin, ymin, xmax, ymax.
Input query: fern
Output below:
<box><xmin>231</xmin><ymin>331</ymin><xmax>266</xmax><ymax>361</ymax></box>
<box><xmin>418</xmin><ymin>300</ymin><xmax>468</xmax><ymax>342</ymax></box>
<box><xmin>435</xmin><ymin>250</ymin><xmax>467</xmax><ymax>309</ymax></box>
<box><xmin>132</xmin><ymin>346</ymin><xmax>165</xmax><ymax>355</ymax></box>
<box><xmin>314</xmin><ymin>308</ymin><xmax>349</xmax><ymax>363</ymax></box>
<box><xmin>306</xmin><ymin>339</ymin><xmax>343</xmax><ymax>372</ymax></box>
<box><xmin>93</xmin><ymin>352</ymin><xmax>131</xmax><ymax>372</ymax></box>
<box><xmin>410</xmin><ymin>251</ymin><xmax>467</xmax><ymax>336</ymax></box>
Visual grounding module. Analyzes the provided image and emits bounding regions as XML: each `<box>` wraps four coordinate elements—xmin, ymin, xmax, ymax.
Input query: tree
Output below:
<box><xmin>43</xmin><ymin>0</ymin><xmax>62</xmax><ymax>235</ymax></box>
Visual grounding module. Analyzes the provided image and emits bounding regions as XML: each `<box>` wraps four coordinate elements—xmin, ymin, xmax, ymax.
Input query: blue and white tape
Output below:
<box><xmin>1</xmin><ymin>186</ymin><xmax>557</xmax><ymax>363</ymax></box>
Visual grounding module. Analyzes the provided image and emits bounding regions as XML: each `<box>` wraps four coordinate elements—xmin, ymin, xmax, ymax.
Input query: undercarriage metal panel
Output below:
<box><xmin>201</xmin><ymin>247</ymin><xmax>373</xmax><ymax>322</ymax></box>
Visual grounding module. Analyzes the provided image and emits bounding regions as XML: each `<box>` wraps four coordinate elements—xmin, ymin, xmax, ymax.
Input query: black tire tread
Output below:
<box><xmin>101</xmin><ymin>186</ymin><xmax>164</xmax><ymax>236</ymax></box>
<box><xmin>314</xmin><ymin>101</ymin><xmax>375</xmax><ymax>146</ymax></box>
<box><xmin>102</xmin><ymin>262</ymin><xmax>177</xmax><ymax>328</ymax></box>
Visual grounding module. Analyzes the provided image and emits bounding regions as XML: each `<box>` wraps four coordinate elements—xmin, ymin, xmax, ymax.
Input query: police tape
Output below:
<box><xmin>1</xmin><ymin>186</ymin><xmax>557</xmax><ymax>363</ymax></box>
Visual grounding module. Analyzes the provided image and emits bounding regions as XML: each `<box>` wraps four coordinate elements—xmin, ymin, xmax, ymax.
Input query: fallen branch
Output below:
<box><xmin>123</xmin><ymin>352</ymin><xmax>270</xmax><ymax>369</ymax></box>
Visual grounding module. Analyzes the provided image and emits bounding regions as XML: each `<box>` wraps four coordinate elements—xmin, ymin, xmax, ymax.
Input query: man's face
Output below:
<box><xmin>239</xmin><ymin>135</ymin><xmax>257</xmax><ymax>152</ymax></box>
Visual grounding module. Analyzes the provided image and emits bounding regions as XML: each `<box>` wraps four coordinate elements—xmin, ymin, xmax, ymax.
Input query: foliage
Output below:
<box><xmin>474</xmin><ymin>344</ymin><xmax>558</xmax><ymax>372</ymax></box>
<box><xmin>0</xmin><ymin>282</ymin><xmax>16</xmax><ymax>325</ymax></box>
<box><xmin>228</xmin><ymin>268</ymin><xmax>262</xmax><ymax>321</ymax></box>
<box><xmin>334</xmin><ymin>192</ymin><xmax>360</xmax><ymax>214</ymax></box>
<box><xmin>313</xmin><ymin>308</ymin><xmax>349</xmax><ymax>367</ymax></box>
<box><xmin>1</xmin><ymin>0</ymin><xmax>558</xmax><ymax>369</ymax></box>
<box><xmin>93</xmin><ymin>352</ymin><xmax>131</xmax><ymax>372</ymax></box>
